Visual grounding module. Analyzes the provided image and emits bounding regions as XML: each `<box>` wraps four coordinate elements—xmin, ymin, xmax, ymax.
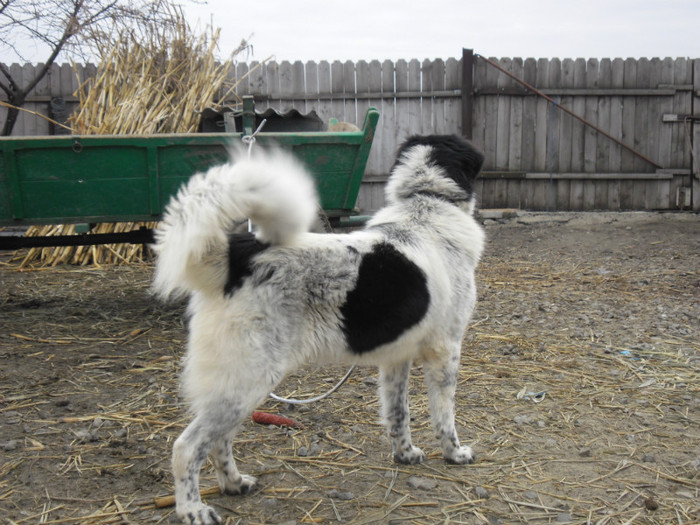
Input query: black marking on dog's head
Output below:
<box><xmin>224</xmin><ymin>233</ymin><xmax>270</xmax><ymax>296</ymax></box>
<box><xmin>340</xmin><ymin>242</ymin><xmax>430</xmax><ymax>354</ymax></box>
<box><xmin>394</xmin><ymin>135</ymin><xmax>484</xmax><ymax>198</ymax></box>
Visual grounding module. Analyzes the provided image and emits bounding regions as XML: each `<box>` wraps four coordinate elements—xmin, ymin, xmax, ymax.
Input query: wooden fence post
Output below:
<box><xmin>461</xmin><ymin>48</ymin><xmax>475</xmax><ymax>139</ymax></box>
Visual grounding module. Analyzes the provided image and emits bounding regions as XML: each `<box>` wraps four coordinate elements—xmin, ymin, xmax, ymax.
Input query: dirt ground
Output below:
<box><xmin>1</xmin><ymin>211</ymin><xmax>699</xmax><ymax>525</ymax></box>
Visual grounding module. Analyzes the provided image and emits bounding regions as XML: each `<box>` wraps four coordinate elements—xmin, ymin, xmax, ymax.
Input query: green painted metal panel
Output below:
<box><xmin>0</xmin><ymin>108</ymin><xmax>379</xmax><ymax>226</ymax></box>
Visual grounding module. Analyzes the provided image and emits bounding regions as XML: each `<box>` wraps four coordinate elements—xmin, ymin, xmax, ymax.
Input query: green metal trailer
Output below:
<box><xmin>0</xmin><ymin>101</ymin><xmax>379</xmax><ymax>249</ymax></box>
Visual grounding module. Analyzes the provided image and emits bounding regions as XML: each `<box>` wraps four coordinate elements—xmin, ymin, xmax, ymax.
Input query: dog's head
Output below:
<box><xmin>385</xmin><ymin>135</ymin><xmax>484</xmax><ymax>211</ymax></box>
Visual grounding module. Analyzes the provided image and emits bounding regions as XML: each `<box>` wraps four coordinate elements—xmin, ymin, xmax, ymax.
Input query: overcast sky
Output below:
<box><xmin>181</xmin><ymin>0</ymin><xmax>700</xmax><ymax>63</ymax></box>
<box><xmin>2</xmin><ymin>0</ymin><xmax>698</xmax><ymax>64</ymax></box>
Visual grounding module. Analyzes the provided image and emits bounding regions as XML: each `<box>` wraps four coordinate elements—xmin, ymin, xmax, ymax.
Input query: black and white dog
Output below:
<box><xmin>153</xmin><ymin>135</ymin><xmax>485</xmax><ymax>525</ymax></box>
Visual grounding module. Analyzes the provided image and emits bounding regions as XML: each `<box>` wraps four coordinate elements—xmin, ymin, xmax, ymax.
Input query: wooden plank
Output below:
<box><xmin>343</xmin><ymin>60</ymin><xmax>357</xmax><ymax>125</ymax></box>
<box><xmin>495</xmin><ymin>58</ymin><xmax>512</xmax><ymax>170</ymax></box>
<box><xmin>533</xmin><ymin>58</ymin><xmax>550</xmax><ymax>172</ymax></box>
<box><xmin>292</xmin><ymin>60</ymin><xmax>306</xmax><ymax>112</ymax></box>
<box><xmin>694</xmin><ymin>58</ymin><xmax>700</xmax><ymax>211</ymax></box>
<box><xmin>620</xmin><ymin>58</ymin><xmax>637</xmax><ymax>176</ymax></box>
<box><xmin>330</xmin><ymin>60</ymin><xmax>345</xmax><ymax>123</ymax></box>
<box><xmin>671</xmin><ymin>58</ymin><xmax>692</xmax><ymax>169</ymax></box>
<box><xmin>432</xmin><ymin>59</ymin><xmax>447</xmax><ymax>134</ymax></box>
<box><xmin>545</xmin><ymin>58</ymin><xmax>565</xmax><ymax>208</ymax></box>
<box><xmin>276</xmin><ymin>61</ymin><xmax>293</xmax><ymax>113</ymax></box>
<box><xmin>379</xmin><ymin>59</ymin><xmax>396</xmax><ymax>175</ymax></box>
<box><xmin>394</xmin><ymin>59</ymin><xmax>411</xmax><ymax>151</ymax></box>
<box><xmin>569</xmin><ymin>58</ymin><xmax>587</xmax><ymax>208</ymax></box>
<box><xmin>444</xmin><ymin>58</ymin><xmax>461</xmax><ymax>135</ymax></box>
<box><xmin>583</xmin><ymin>59</ymin><xmax>599</xmax><ymax>175</ymax></box>
<box><xmin>506</xmin><ymin>179</ymin><xmax>521</xmax><ymax>208</ymax></box>
<box><xmin>520</xmin><ymin>58</ymin><xmax>537</xmax><ymax>172</ymax></box>
<box><xmin>235</xmin><ymin>62</ymin><xmax>250</xmax><ymax>97</ymax></box>
<box><xmin>507</xmin><ymin>57</ymin><xmax>523</xmax><ymax>172</ymax></box>
<box><xmin>529</xmin><ymin>179</ymin><xmax>549</xmax><ymax>210</ymax></box>
<box><xmin>30</xmin><ymin>62</ymin><xmax>50</xmax><ymax>135</ymax></box>
<box><xmin>265</xmin><ymin>61</ymin><xmax>281</xmax><ymax>109</ymax></box>
<box><xmin>481</xmin><ymin>172</ymin><xmax>675</xmax><ymax>180</ymax></box>
<box><xmin>421</xmin><ymin>59</ymin><xmax>434</xmax><ymax>134</ymax></box>
<box><xmin>557</xmin><ymin>58</ymin><xmax>575</xmax><ymax>174</ymax></box>
<box><xmin>304</xmin><ymin>60</ymin><xmax>319</xmax><ymax>116</ymax></box>
<box><xmin>546</xmin><ymin>59</ymin><xmax>561</xmax><ymax>176</ymax></box>
<box><xmin>475</xmin><ymin>87</ymin><xmax>680</xmax><ymax>96</ymax></box>
<box><xmin>644</xmin><ymin>58</ymin><xmax>663</xmax><ymax>179</ymax></box>
<box><xmin>316</xmin><ymin>61</ymin><xmax>333</xmax><ymax>123</ymax></box>
<box><xmin>608</xmin><ymin>58</ymin><xmax>625</xmax><ymax>174</ymax></box>
<box><xmin>595</xmin><ymin>58</ymin><xmax>612</xmax><ymax>174</ymax></box>
<box><xmin>407</xmin><ymin>59</ymin><xmax>421</xmax><ymax>143</ymax></box>
<box><xmin>461</xmin><ymin>49</ymin><xmax>474</xmax><ymax>139</ymax></box>
<box><xmin>355</xmin><ymin>60</ymin><xmax>371</xmax><ymax>131</ymax></box>
<box><xmin>471</xmin><ymin>55</ymin><xmax>489</xmax><ymax>154</ymax></box>
<box><xmin>364</xmin><ymin>60</ymin><xmax>382</xmax><ymax>176</ymax></box>
<box><xmin>619</xmin><ymin>59</ymin><xmax>638</xmax><ymax>207</ymax></box>
<box><xmin>633</xmin><ymin>58</ymin><xmax>652</xmax><ymax>174</ymax></box>
<box><xmin>247</xmin><ymin>61</ymin><xmax>265</xmax><ymax>97</ymax></box>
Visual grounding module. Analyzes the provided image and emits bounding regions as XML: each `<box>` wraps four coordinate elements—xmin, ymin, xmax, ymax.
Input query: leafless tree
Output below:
<box><xmin>0</xmin><ymin>0</ymin><xmax>182</xmax><ymax>135</ymax></box>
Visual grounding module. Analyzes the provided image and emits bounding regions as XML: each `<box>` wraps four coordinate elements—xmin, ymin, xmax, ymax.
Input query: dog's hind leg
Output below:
<box><xmin>172</xmin><ymin>416</ymin><xmax>222</xmax><ymax>525</ymax></box>
<box><xmin>172</xmin><ymin>405</ymin><xmax>250</xmax><ymax>525</ymax></box>
<box><xmin>211</xmin><ymin>434</ymin><xmax>257</xmax><ymax>495</ymax></box>
<box><xmin>423</xmin><ymin>345</ymin><xmax>475</xmax><ymax>464</ymax></box>
<box><xmin>379</xmin><ymin>360</ymin><xmax>426</xmax><ymax>464</ymax></box>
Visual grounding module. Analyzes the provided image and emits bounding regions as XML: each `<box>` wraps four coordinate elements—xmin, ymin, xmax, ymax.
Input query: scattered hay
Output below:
<box><xmin>2</xmin><ymin>214</ymin><xmax>699</xmax><ymax>524</ymax></box>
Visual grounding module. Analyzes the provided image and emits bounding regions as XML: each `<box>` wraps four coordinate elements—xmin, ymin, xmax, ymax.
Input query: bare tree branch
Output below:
<box><xmin>0</xmin><ymin>0</ymin><xmax>189</xmax><ymax>135</ymax></box>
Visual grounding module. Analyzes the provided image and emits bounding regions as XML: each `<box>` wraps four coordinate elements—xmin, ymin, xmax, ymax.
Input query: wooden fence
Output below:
<box><xmin>2</xmin><ymin>52</ymin><xmax>698</xmax><ymax>211</ymax></box>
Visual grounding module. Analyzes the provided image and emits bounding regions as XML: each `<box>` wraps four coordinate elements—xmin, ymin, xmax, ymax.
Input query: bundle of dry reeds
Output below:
<box><xmin>19</xmin><ymin>6</ymin><xmax>248</xmax><ymax>267</ymax></box>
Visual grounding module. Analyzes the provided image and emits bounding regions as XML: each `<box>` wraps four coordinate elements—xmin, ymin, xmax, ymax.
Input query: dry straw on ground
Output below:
<box><xmin>17</xmin><ymin>7</ymin><xmax>252</xmax><ymax>267</ymax></box>
<box><xmin>2</xmin><ymin>213</ymin><xmax>698</xmax><ymax>524</ymax></box>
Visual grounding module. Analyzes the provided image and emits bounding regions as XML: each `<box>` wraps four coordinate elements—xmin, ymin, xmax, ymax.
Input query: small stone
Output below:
<box><xmin>296</xmin><ymin>446</ymin><xmax>308</xmax><ymax>457</ymax></box>
<box><xmin>474</xmin><ymin>486</ymin><xmax>489</xmax><ymax>499</ymax></box>
<box><xmin>523</xmin><ymin>491</ymin><xmax>537</xmax><ymax>501</ymax></box>
<box><xmin>644</xmin><ymin>497</ymin><xmax>659</xmax><ymax>511</ymax></box>
<box><xmin>556</xmin><ymin>513</ymin><xmax>572</xmax><ymax>523</ymax></box>
<box><xmin>514</xmin><ymin>415</ymin><xmax>531</xmax><ymax>425</ymax></box>
<box><xmin>407</xmin><ymin>476</ymin><xmax>437</xmax><ymax>490</ymax></box>
<box><xmin>1</xmin><ymin>440</ymin><xmax>19</xmax><ymax>452</ymax></box>
<box><xmin>578</xmin><ymin>448</ymin><xmax>592</xmax><ymax>458</ymax></box>
<box><xmin>327</xmin><ymin>489</ymin><xmax>355</xmax><ymax>500</ymax></box>
<box><xmin>642</xmin><ymin>454</ymin><xmax>656</xmax><ymax>463</ymax></box>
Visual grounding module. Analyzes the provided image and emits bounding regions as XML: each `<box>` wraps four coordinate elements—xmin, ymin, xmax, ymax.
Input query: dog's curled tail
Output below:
<box><xmin>152</xmin><ymin>150</ymin><xmax>318</xmax><ymax>299</ymax></box>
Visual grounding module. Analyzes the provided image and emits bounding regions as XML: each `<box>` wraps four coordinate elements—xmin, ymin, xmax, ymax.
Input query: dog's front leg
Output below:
<box><xmin>379</xmin><ymin>360</ymin><xmax>425</xmax><ymax>464</ymax></box>
<box><xmin>423</xmin><ymin>350</ymin><xmax>475</xmax><ymax>464</ymax></box>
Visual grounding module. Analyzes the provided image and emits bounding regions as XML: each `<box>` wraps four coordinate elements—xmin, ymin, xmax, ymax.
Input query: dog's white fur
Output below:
<box><xmin>153</xmin><ymin>137</ymin><xmax>485</xmax><ymax>525</ymax></box>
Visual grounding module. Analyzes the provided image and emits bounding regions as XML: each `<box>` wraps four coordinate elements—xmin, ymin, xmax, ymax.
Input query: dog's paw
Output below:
<box><xmin>179</xmin><ymin>503</ymin><xmax>222</xmax><ymax>525</ymax></box>
<box><xmin>394</xmin><ymin>445</ymin><xmax>426</xmax><ymax>465</ymax></box>
<box><xmin>445</xmin><ymin>445</ymin><xmax>476</xmax><ymax>465</ymax></box>
<box><xmin>221</xmin><ymin>474</ymin><xmax>257</xmax><ymax>495</ymax></box>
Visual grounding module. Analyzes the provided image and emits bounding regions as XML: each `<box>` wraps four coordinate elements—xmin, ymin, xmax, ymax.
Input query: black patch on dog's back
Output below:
<box><xmin>340</xmin><ymin>242</ymin><xmax>430</xmax><ymax>354</ymax></box>
<box><xmin>224</xmin><ymin>233</ymin><xmax>270</xmax><ymax>295</ymax></box>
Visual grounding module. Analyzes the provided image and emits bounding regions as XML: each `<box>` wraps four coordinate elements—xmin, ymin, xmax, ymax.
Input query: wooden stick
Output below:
<box><xmin>154</xmin><ymin>486</ymin><xmax>220</xmax><ymax>508</ymax></box>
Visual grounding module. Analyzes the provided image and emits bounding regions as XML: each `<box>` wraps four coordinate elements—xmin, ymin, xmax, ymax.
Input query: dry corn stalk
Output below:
<box><xmin>19</xmin><ymin>5</ymin><xmax>248</xmax><ymax>267</ymax></box>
